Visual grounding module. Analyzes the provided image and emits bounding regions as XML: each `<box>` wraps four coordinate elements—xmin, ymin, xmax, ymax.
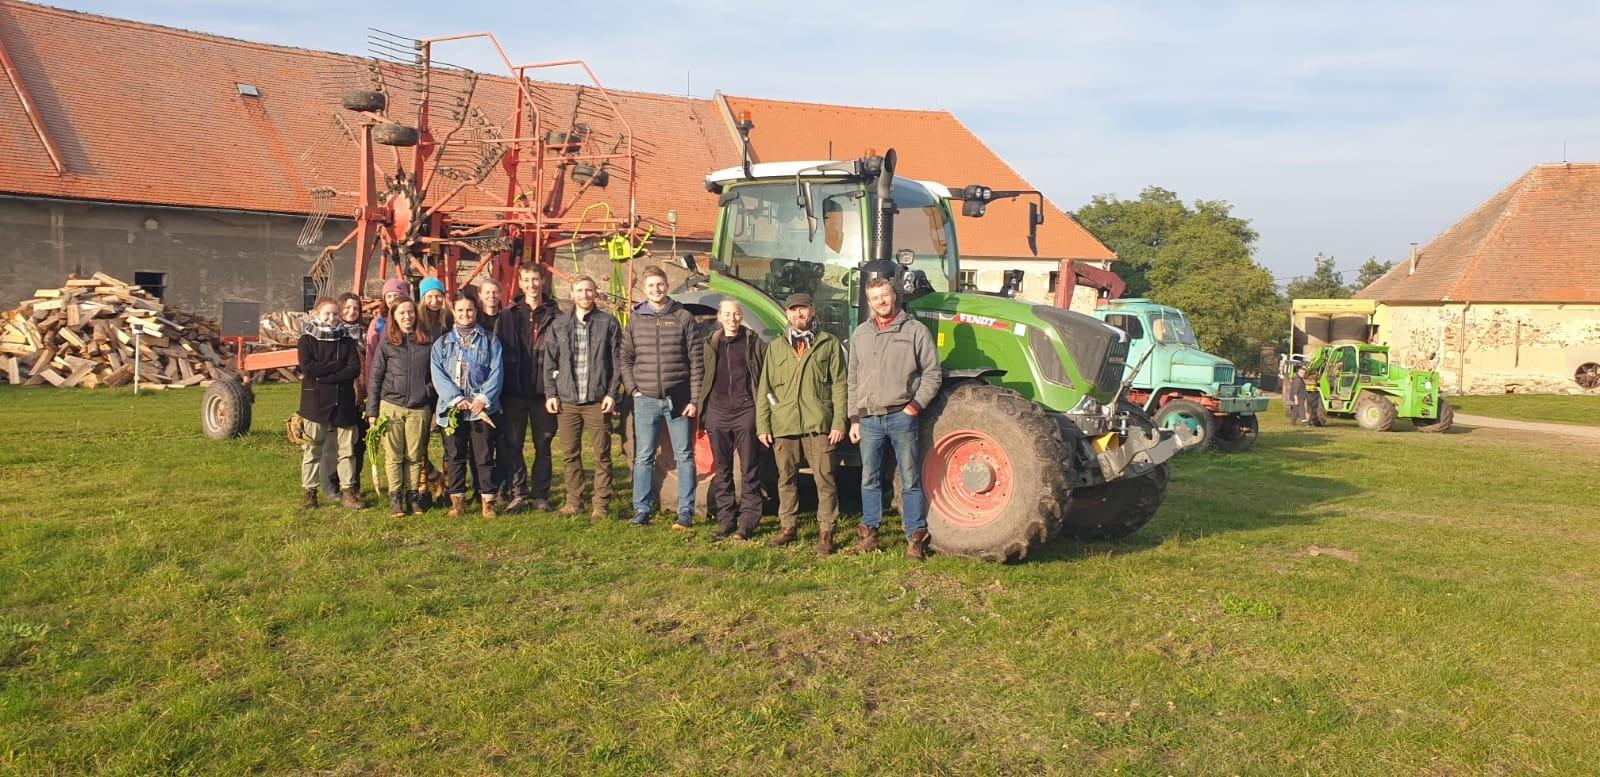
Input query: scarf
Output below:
<box><xmin>303</xmin><ymin>319</ymin><xmax>358</xmax><ymax>341</ymax></box>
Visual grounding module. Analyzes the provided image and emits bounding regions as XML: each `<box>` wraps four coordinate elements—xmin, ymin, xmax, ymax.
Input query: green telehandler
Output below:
<box><xmin>1293</xmin><ymin>343</ymin><xmax>1454</xmax><ymax>432</ymax></box>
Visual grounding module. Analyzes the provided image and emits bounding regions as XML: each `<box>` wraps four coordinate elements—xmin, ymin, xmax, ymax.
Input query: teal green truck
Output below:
<box><xmin>1088</xmin><ymin>299</ymin><xmax>1268</xmax><ymax>453</ymax></box>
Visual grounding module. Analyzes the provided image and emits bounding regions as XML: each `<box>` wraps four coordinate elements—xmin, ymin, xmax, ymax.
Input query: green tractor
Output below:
<box><xmin>671</xmin><ymin>147</ymin><xmax>1193</xmax><ymax>562</ymax></box>
<box><xmin>1295</xmin><ymin>343</ymin><xmax>1454</xmax><ymax>432</ymax></box>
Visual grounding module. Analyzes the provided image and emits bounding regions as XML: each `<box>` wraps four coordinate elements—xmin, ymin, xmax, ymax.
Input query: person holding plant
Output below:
<box><xmin>431</xmin><ymin>291</ymin><xmax>504</xmax><ymax>518</ymax></box>
<box><xmin>367</xmin><ymin>299</ymin><xmax>436</xmax><ymax>516</ymax></box>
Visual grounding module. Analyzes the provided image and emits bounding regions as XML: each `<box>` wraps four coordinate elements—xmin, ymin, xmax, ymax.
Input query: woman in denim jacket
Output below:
<box><xmin>430</xmin><ymin>291</ymin><xmax>505</xmax><ymax>518</ymax></box>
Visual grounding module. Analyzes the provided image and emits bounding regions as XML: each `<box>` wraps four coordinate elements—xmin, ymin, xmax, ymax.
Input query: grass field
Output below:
<box><xmin>3</xmin><ymin>386</ymin><xmax>1599</xmax><ymax>775</ymax></box>
<box><xmin>1449</xmin><ymin>393</ymin><xmax>1600</xmax><ymax>426</ymax></box>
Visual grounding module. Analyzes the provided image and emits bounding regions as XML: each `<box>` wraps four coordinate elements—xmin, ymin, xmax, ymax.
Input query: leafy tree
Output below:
<box><xmin>1075</xmin><ymin>187</ymin><xmax>1284</xmax><ymax>371</ymax></box>
<box><xmin>1351</xmin><ymin>256</ymin><xmax>1395</xmax><ymax>292</ymax></box>
<box><xmin>1285</xmin><ymin>253</ymin><xmax>1350</xmax><ymax>300</ymax></box>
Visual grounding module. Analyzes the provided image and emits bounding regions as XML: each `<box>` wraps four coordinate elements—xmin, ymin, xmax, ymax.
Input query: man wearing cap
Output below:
<box><xmin>756</xmin><ymin>293</ymin><xmax>847</xmax><ymax>555</ymax></box>
<box><xmin>698</xmin><ymin>299</ymin><xmax>766</xmax><ymax>540</ymax></box>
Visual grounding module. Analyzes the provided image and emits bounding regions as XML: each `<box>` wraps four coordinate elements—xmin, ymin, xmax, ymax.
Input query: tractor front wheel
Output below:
<box><xmin>1213</xmin><ymin>413</ymin><xmax>1259</xmax><ymax>452</ymax></box>
<box><xmin>920</xmin><ymin>382</ymin><xmax>1070</xmax><ymax>563</ymax></box>
<box><xmin>1062</xmin><ymin>402</ymin><xmax>1171</xmax><ymax>540</ymax></box>
<box><xmin>1412</xmin><ymin>399</ymin><xmax>1454</xmax><ymax>433</ymax></box>
<box><xmin>1354</xmin><ymin>392</ymin><xmax>1397</xmax><ymax>432</ymax></box>
<box><xmin>202</xmin><ymin>377</ymin><xmax>253</xmax><ymax>439</ymax></box>
<box><xmin>1155</xmin><ymin>398</ymin><xmax>1216</xmax><ymax>453</ymax></box>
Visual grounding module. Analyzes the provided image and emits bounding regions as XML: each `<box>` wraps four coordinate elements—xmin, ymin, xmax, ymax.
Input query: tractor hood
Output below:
<box><xmin>1167</xmin><ymin>345</ymin><xmax>1237</xmax><ymax>386</ymax></box>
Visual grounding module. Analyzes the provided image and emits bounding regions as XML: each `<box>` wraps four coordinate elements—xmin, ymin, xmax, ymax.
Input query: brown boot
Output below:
<box><xmin>301</xmin><ymin>489</ymin><xmax>319</xmax><ymax>509</ymax></box>
<box><xmin>851</xmin><ymin>524</ymin><xmax>880</xmax><ymax>554</ymax></box>
<box><xmin>905</xmin><ymin>529</ymin><xmax>930</xmax><ymax>561</ymax></box>
<box><xmin>448</xmin><ymin>494</ymin><xmax>466</xmax><ymax>518</ymax></box>
<box><xmin>816</xmin><ymin>529</ymin><xmax>835</xmax><ymax>557</ymax></box>
<box><xmin>768</xmin><ymin>526</ymin><xmax>798</xmax><ymax>547</ymax></box>
<box><xmin>481</xmin><ymin>497</ymin><xmax>497</xmax><ymax>519</ymax></box>
<box><xmin>341</xmin><ymin>487</ymin><xmax>364</xmax><ymax>510</ymax></box>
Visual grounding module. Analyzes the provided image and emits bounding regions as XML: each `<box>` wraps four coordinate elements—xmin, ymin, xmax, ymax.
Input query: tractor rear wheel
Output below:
<box><xmin>920</xmin><ymin>382</ymin><xmax>1070</xmax><ymax>563</ymax></box>
<box><xmin>1213</xmin><ymin>413</ymin><xmax>1259</xmax><ymax>452</ymax></box>
<box><xmin>373</xmin><ymin>123</ymin><xmax>420</xmax><ymax>147</ymax></box>
<box><xmin>1412</xmin><ymin>399</ymin><xmax>1454</xmax><ymax>433</ymax></box>
<box><xmin>1155</xmin><ymin>398</ymin><xmax>1216</xmax><ymax>453</ymax></box>
<box><xmin>202</xmin><ymin>377</ymin><xmax>253</xmax><ymax>439</ymax></box>
<box><xmin>340</xmin><ymin>89</ymin><xmax>387</xmax><ymax>113</ymax></box>
<box><xmin>1062</xmin><ymin>402</ymin><xmax>1171</xmax><ymax>540</ymax></box>
<box><xmin>1354</xmin><ymin>392</ymin><xmax>1397</xmax><ymax>432</ymax></box>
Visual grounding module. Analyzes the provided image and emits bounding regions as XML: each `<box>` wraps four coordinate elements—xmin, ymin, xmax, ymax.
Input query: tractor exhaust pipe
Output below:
<box><xmin>871</xmin><ymin>149</ymin><xmax>897</xmax><ymax>265</ymax></box>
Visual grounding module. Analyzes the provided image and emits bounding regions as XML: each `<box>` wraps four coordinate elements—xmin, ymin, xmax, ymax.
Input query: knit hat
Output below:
<box><xmin>418</xmin><ymin>277</ymin><xmax>446</xmax><ymax>298</ymax></box>
<box><xmin>382</xmin><ymin>278</ymin><xmax>410</xmax><ymax>299</ymax></box>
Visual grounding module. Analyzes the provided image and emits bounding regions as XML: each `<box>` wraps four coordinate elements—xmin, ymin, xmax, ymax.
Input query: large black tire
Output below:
<box><xmin>919</xmin><ymin>382</ymin><xmax>1070</xmax><ymax>563</ymax></box>
<box><xmin>1412</xmin><ymin>398</ymin><xmax>1454</xmax><ymax>433</ymax></box>
<box><xmin>1154</xmin><ymin>398</ymin><xmax>1217</xmax><ymax>453</ymax></box>
<box><xmin>1355</xmin><ymin>391</ymin><xmax>1397</xmax><ymax>432</ymax></box>
<box><xmin>1213</xmin><ymin>413</ymin><xmax>1260</xmax><ymax>453</ymax></box>
<box><xmin>373</xmin><ymin>123</ymin><xmax>420</xmax><ymax>147</ymax></box>
<box><xmin>1307</xmin><ymin>391</ymin><xmax>1329</xmax><ymax>427</ymax></box>
<box><xmin>340</xmin><ymin>89</ymin><xmax>386</xmax><ymax>113</ymax></box>
<box><xmin>202</xmin><ymin>378</ymin><xmax>252</xmax><ymax>439</ymax></box>
<box><xmin>1062</xmin><ymin>402</ymin><xmax>1171</xmax><ymax>540</ymax></box>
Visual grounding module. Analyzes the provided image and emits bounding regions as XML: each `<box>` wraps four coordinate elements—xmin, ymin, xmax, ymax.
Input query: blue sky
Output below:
<box><xmin>51</xmin><ymin>0</ymin><xmax>1600</xmax><ymax>280</ymax></box>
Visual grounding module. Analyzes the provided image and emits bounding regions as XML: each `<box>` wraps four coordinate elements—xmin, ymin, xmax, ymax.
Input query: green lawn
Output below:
<box><xmin>3</xmin><ymin>386</ymin><xmax>1598</xmax><ymax>775</ymax></box>
<box><xmin>1449</xmin><ymin>393</ymin><xmax>1600</xmax><ymax>426</ymax></box>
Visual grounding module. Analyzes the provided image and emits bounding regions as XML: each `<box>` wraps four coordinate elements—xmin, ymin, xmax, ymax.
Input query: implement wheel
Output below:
<box><xmin>1412</xmin><ymin>399</ymin><xmax>1454</xmax><ymax>433</ymax></box>
<box><xmin>1155</xmin><ymin>398</ymin><xmax>1216</xmax><ymax>453</ymax></box>
<box><xmin>1213</xmin><ymin>413</ymin><xmax>1259</xmax><ymax>453</ymax></box>
<box><xmin>340</xmin><ymin>89</ymin><xmax>386</xmax><ymax>113</ymax></box>
<box><xmin>202</xmin><ymin>377</ymin><xmax>253</xmax><ymax>439</ymax></box>
<box><xmin>1062</xmin><ymin>402</ymin><xmax>1171</xmax><ymax>540</ymax></box>
<box><xmin>920</xmin><ymin>382</ymin><xmax>1070</xmax><ymax>563</ymax></box>
<box><xmin>1355</xmin><ymin>392</ymin><xmax>1397</xmax><ymax>432</ymax></box>
<box><xmin>373</xmin><ymin>123</ymin><xmax>420</xmax><ymax>147</ymax></box>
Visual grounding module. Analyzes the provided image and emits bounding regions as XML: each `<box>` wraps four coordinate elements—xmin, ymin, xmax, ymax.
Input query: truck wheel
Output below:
<box><xmin>1354</xmin><ymin>392</ymin><xmax>1397</xmax><ymax>431</ymax></box>
<box><xmin>1062</xmin><ymin>402</ymin><xmax>1171</xmax><ymax>540</ymax></box>
<box><xmin>1307</xmin><ymin>392</ymin><xmax>1329</xmax><ymax>427</ymax></box>
<box><xmin>1155</xmin><ymin>398</ymin><xmax>1216</xmax><ymax>453</ymax></box>
<box><xmin>202</xmin><ymin>377</ymin><xmax>253</xmax><ymax>439</ymax></box>
<box><xmin>1412</xmin><ymin>399</ymin><xmax>1454</xmax><ymax>433</ymax></box>
<box><xmin>1213</xmin><ymin>414</ymin><xmax>1259</xmax><ymax>452</ymax></box>
<box><xmin>373</xmin><ymin>123</ymin><xmax>420</xmax><ymax>147</ymax></box>
<box><xmin>920</xmin><ymin>382</ymin><xmax>1070</xmax><ymax>563</ymax></box>
<box><xmin>340</xmin><ymin>89</ymin><xmax>386</xmax><ymax>113</ymax></box>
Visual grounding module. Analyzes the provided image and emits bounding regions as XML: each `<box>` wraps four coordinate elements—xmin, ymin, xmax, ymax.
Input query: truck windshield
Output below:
<box><xmin>1150</xmin><ymin>311</ymin><xmax>1198</xmax><ymax>346</ymax></box>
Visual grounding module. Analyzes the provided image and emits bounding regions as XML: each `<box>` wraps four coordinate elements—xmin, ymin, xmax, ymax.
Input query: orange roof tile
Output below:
<box><xmin>721</xmin><ymin>95</ymin><xmax>1115</xmax><ymax>262</ymax></box>
<box><xmin>1358</xmin><ymin>163</ymin><xmax>1600</xmax><ymax>303</ymax></box>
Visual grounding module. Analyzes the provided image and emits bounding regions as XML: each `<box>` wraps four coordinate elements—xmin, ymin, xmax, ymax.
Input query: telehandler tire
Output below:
<box><xmin>920</xmin><ymin>382</ymin><xmax>1070</xmax><ymax>563</ymax></box>
<box><xmin>1355</xmin><ymin>391</ymin><xmax>1397</xmax><ymax>432</ymax></box>
<box><xmin>1412</xmin><ymin>398</ymin><xmax>1454</xmax><ymax>433</ymax></box>
<box><xmin>1062</xmin><ymin>402</ymin><xmax>1171</xmax><ymax>540</ymax></box>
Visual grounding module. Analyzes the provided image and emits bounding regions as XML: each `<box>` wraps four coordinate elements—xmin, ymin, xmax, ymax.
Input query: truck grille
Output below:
<box><xmin>1214</xmin><ymin>365</ymin><xmax>1235</xmax><ymax>384</ymax></box>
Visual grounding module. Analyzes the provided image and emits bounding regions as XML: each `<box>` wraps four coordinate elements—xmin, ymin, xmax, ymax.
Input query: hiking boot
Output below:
<box><xmin>851</xmin><ymin>524</ymin><xmax>880</xmax><ymax>554</ymax></box>
<box><xmin>591</xmin><ymin>506</ymin><xmax>610</xmax><ymax>520</ymax></box>
<box><xmin>671</xmin><ymin>512</ymin><xmax>693</xmax><ymax>531</ymax></box>
<box><xmin>503</xmin><ymin>494</ymin><xmax>528</xmax><ymax>513</ymax></box>
<box><xmin>481</xmin><ymin>497</ymin><xmax>497</xmax><ymax>519</ymax></box>
<box><xmin>388</xmin><ymin>491</ymin><xmax>406</xmax><ymax>518</ymax></box>
<box><xmin>556</xmin><ymin>504</ymin><xmax>582</xmax><ymax>518</ymax></box>
<box><xmin>448</xmin><ymin>494</ymin><xmax>466</xmax><ymax>518</ymax></box>
<box><xmin>712</xmin><ymin>524</ymin><xmax>736</xmax><ymax>541</ymax></box>
<box><xmin>817</xmin><ymin>530</ymin><xmax>835</xmax><ymax>557</ymax></box>
<box><xmin>341</xmin><ymin>488</ymin><xmax>364</xmax><ymax>510</ymax></box>
<box><xmin>529</xmin><ymin>497</ymin><xmax>551</xmax><ymax>512</ymax></box>
<box><xmin>301</xmin><ymin>489</ymin><xmax>319</xmax><ymax>509</ymax></box>
<box><xmin>409</xmin><ymin>490</ymin><xmax>428</xmax><ymax>514</ymax></box>
<box><xmin>768</xmin><ymin>526</ymin><xmax>798</xmax><ymax>547</ymax></box>
<box><xmin>905</xmin><ymin>529</ymin><xmax>930</xmax><ymax>561</ymax></box>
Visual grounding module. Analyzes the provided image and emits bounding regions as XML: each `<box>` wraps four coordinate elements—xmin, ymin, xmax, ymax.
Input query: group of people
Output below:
<box><xmin>294</xmin><ymin>264</ymin><xmax>944</xmax><ymax>559</ymax></box>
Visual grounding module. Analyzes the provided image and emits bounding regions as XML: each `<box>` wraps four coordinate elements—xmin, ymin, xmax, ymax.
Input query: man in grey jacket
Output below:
<box><xmin>620</xmin><ymin>265</ymin><xmax>704</xmax><ymax>528</ymax></box>
<box><xmin>847</xmin><ymin>278</ymin><xmax>943</xmax><ymax>559</ymax></box>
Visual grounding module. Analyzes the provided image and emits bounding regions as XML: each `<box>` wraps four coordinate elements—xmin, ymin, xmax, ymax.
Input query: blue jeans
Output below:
<box><xmin>858</xmin><ymin>411</ymin><xmax>926</xmax><ymax>536</ymax></box>
<box><xmin>632</xmin><ymin>394</ymin><xmax>696</xmax><ymax>517</ymax></box>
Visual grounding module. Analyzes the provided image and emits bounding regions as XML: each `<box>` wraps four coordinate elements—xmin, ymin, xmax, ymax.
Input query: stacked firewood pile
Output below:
<box><xmin>0</xmin><ymin>273</ymin><xmax>236</xmax><ymax>390</ymax></box>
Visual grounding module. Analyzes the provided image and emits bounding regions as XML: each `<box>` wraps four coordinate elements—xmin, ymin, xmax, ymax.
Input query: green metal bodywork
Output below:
<box><xmin>1305</xmin><ymin>343</ymin><xmax>1445</xmax><ymax>420</ymax></box>
<box><xmin>1091</xmin><ymin>299</ymin><xmax>1268</xmax><ymax>416</ymax></box>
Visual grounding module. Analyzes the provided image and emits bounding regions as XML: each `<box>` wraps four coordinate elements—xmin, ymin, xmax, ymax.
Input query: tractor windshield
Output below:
<box><xmin>1150</xmin><ymin>311</ymin><xmax>1198</xmax><ymax>346</ymax></box>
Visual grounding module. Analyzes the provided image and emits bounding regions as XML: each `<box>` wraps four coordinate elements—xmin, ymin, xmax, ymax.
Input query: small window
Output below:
<box><xmin>1104</xmin><ymin>314</ymin><xmax>1145</xmax><ymax>340</ymax></box>
<box><xmin>236</xmin><ymin>83</ymin><xmax>260</xmax><ymax>97</ymax></box>
<box><xmin>958</xmin><ymin>269</ymin><xmax>976</xmax><ymax>291</ymax></box>
<box><xmin>1047</xmin><ymin>271</ymin><xmax>1060</xmax><ymax>293</ymax></box>
<box><xmin>133</xmin><ymin>271</ymin><xmax>166</xmax><ymax>302</ymax></box>
<box><xmin>302</xmin><ymin>277</ymin><xmax>318</xmax><ymax>312</ymax></box>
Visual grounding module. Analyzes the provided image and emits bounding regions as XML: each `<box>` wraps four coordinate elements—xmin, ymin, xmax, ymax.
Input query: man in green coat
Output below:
<box><xmin>756</xmin><ymin>293</ymin><xmax>847</xmax><ymax>555</ymax></box>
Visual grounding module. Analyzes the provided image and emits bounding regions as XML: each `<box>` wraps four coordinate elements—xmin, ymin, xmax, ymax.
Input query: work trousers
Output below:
<box><xmin>301</xmin><ymin>418</ymin><xmax>358</xmax><ymax>491</ymax></box>
<box><xmin>706</xmin><ymin>406</ymin><xmax>762</xmax><ymax>534</ymax></box>
<box><xmin>443</xmin><ymin>414</ymin><xmax>500</xmax><ymax>500</ymax></box>
<box><xmin>557</xmin><ymin>401</ymin><xmax>615</xmax><ymax>512</ymax></box>
<box><xmin>377</xmin><ymin>401</ymin><xmax>429</xmax><ymax>495</ymax></box>
<box><xmin>773</xmin><ymin>433</ymin><xmax>839</xmax><ymax>532</ymax></box>
<box><xmin>501</xmin><ymin>393</ymin><xmax>557</xmax><ymax>499</ymax></box>
<box><xmin>858</xmin><ymin>411</ymin><xmax>926</xmax><ymax>537</ymax></box>
<box><xmin>322</xmin><ymin>417</ymin><xmax>367</xmax><ymax>496</ymax></box>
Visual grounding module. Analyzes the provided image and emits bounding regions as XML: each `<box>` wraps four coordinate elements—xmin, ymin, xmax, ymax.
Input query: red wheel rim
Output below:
<box><xmin>924</xmin><ymin>429</ymin><xmax>1013</xmax><ymax>528</ymax></box>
